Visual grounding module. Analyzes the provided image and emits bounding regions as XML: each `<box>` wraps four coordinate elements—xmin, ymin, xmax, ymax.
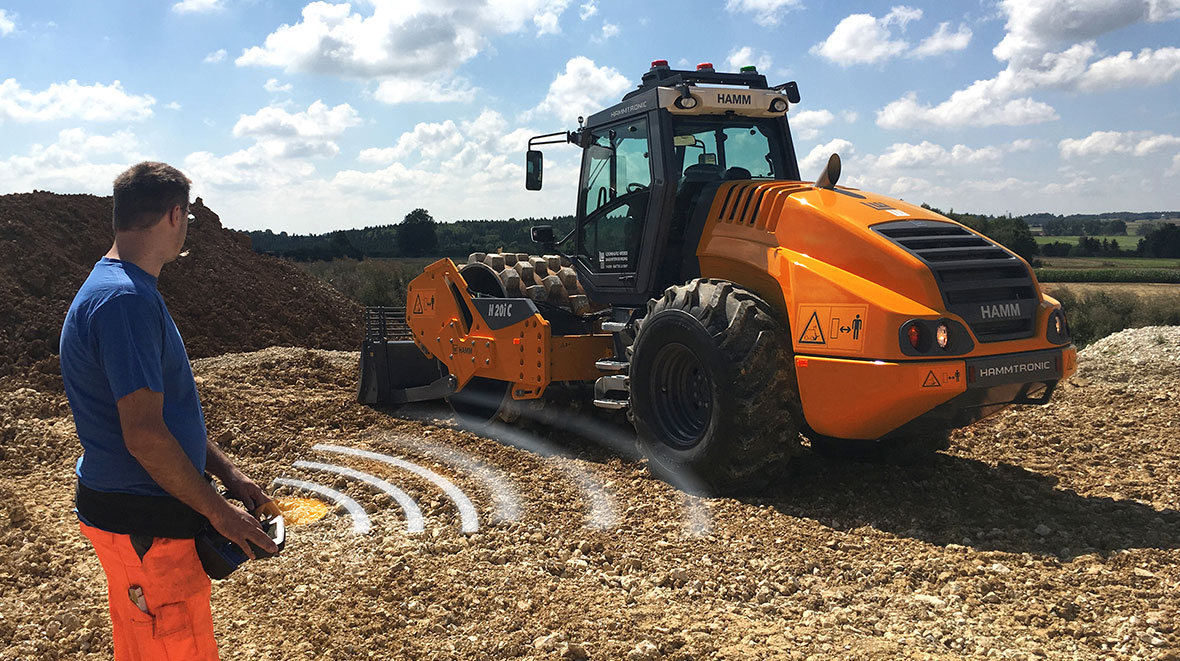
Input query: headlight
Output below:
<box><xmin>936</xmin><ymin>322</ymin><xmax>949</xmax><ymax>349</ymax></box>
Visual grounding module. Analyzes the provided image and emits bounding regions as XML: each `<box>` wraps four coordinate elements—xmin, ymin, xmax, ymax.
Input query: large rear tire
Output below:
<box><xmin>629</xmin><ymin>279</ymin><xmax>802</xmax><ymax>494</ymax></box>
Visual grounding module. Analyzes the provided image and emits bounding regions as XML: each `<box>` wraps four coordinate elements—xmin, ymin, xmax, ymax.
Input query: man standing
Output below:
<box><xmin>60</xmin><ymin>162</ymin><xmax>277</xmax><ymax>659</ymax></box>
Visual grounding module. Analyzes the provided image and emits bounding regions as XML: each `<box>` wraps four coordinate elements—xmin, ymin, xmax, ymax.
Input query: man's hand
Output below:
<box><xmin>221</xmin><ymin>472</ymin><xmax>271</xmax><ymax>513</ymax></box>
<box><xmin>209</xmin><ymin>500</ymin><xmax>278</xmax><ymax>561</ymax></box>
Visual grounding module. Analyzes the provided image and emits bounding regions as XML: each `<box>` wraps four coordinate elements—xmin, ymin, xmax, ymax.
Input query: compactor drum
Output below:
<box><xmin>359</xmin><ymin>61</ymin><xmax>1077</xmax><ymax>494</ymax></box>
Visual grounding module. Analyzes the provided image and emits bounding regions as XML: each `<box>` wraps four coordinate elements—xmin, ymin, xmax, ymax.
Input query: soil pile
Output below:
<box><xmin>1</xmin><ymin>328</ymin><xmax>1177</xmax><ymax>659</ymax></box>
<box><xmin>0</xmin><ymin>192</ymin><xmax>361</xmax><ymax>386</ymax></box>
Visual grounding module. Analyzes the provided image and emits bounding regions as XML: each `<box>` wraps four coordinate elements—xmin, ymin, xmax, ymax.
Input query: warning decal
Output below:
<box><xmin>922</xmin><ymin>371</ymin><xmax>941</xmax><ymax>388</ymax></box>
<box><xmin>798</xmin><ymin>311</ymin><xmax>825</xmax><ymax>344</ymax></box>
<box><xmin>411</xmin><ymin>290</ymin><xmax>436</xmax><ymax>316</ymax></box>
<box><xmin>795</xmin><ymin>305</ymin><xmax>868</xmax><ymax>352</ymax></box>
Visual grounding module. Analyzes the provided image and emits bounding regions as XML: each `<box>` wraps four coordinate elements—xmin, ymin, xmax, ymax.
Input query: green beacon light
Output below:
<box><xmin>740</xmin><ymin>65</ymin><xmax>758</xmax><ymax>73</ymax></box>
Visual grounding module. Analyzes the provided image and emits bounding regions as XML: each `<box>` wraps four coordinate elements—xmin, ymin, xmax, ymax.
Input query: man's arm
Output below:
<box><xmin>205</xmin><ymin>438</ymin><xmax>272</xmax><ymax>513</ymax></box>
<box><xmin>117</xmin><ymin>388</ymin><xmax>277</xmax><ymax>559</ymax></box>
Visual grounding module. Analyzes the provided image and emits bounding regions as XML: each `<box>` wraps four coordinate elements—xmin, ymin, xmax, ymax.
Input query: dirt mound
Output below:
<box><xmin>3</xmin><ymin>328</ymin><xmax>1177</xmax><ymax>659</ymax></box>
<box><xmin>0</xmin><ymin>192</ymin><xmax>361</xmax><ymax>388</ymax></box>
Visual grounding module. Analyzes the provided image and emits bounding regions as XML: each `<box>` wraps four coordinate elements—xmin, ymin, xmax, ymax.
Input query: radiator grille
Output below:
<box><xmin>874</xmin><ymin>221</ymin><xmax>1037</xmax><ymax>342</ymax></box>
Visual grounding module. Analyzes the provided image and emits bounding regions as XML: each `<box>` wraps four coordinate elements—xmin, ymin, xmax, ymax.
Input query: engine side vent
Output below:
<box><xmin>874</xmin><ymin>220</ymin><xmax>1037</xmax><ymax>343</ymax></box>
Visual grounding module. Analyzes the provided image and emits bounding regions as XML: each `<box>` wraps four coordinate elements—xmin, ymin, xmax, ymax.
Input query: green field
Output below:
<box><xmin>1037</xmin><ymin>256</ymin><xmax>1180</xmax><ymax>269</ymax></box>
<box><xmin>1033</xmin><ymin>235</ymin><xmax>1135</xmax><ymax>246</ymax></box>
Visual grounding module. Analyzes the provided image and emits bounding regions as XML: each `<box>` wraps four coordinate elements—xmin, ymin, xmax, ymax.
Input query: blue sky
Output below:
<box><xmin>1</xmin><ymin>0</ymin><xmax>1178</xmax><ymax>233</ymax></box>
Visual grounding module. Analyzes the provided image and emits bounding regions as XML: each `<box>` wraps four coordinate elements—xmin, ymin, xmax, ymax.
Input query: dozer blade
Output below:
<box><xmin>357</xmin><ymin>306</ymin><xmax>455</xmax><ymax>406</ymax></box>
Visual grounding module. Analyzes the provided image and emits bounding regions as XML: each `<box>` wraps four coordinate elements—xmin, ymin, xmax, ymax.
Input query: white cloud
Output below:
<box><xmin>0</xmin><ymin>9</ymin><xmax>16</xmax><ymax>36</ymax></box>
<box><xmin>812</xmin><ymin>7</ymin><xmax>971</xmax><ymax>66</ymax></box>
<box><xmin>264</xmin><ymin>78</ymin><xmax>293</xmax><ymax>93</ymax></box>
<box><xmin>799</xmin><ymin>138</ymin><xmax>854</xmax><ymax>175</ymax></box>
<box><xmin>870</xmin><ymin>141</ymin><xmax>1003</xmax><ymax>169</ymax></box>
<box><xmin>811</xmin><ymin>8</ymin><xmax>914</xmax><ymax>66</ymax></box>
<box><xmin>596</xmin><ymin>21</ymin><xmax>619</xmax><ymax>41</ymax></box>
<box><xmin>529</xmin><ymin>56</ymin><xmax>630</xmax><ymax>125</ymax></box>
<box><xmin>172</xmin><ymin>0</ymin><xmax>224</xmax><ymax>14</ymax></box>
<box><xmin>1059</xmin><ymin>130</ymin><xmax>1180</xmax><ymax>158</ymax></box>
<box><xmin>237</xmin><ymin>1</ymin><xmax>571</xmax><ymax>77</ymax></box>
<box><xmin>725</xmin><ymin>0</ymin><xmax>803</xmax><ymax>27</ymax></box>
<box><xmin>877</xmin><ymin>0</ymin><xmax>1180</xmax><ymax>129</ymax></box>
<box><xmin>533</xmin><ymin>0</ymin><xmax>571</xmax><ymax>35</ymax></box>
<box><xmin>232</xmin><ymin>100</ymin><xmax>362</xmax><ymax>158</ymax></box>
<box><xmin>373</xmin><ymin>78</ymin><xmax>472</xmax><ymax>104</ymax></box>
<box><xmin>1077</xmin><ymin>47</ymin><xmax>1180</xmax><ymax>91</ymax></box>
<box><xmin>1168</xmin><ymin>154</ymin><xmax>1180</xmax><ymax>176</ymax></box>
<box><xmin>0</xmin><ymin>79</ymin><xmax>155</xmax><ymax>123</ymax></box>
<box><xmin>579</xmin><ymin>1</ymin><xmax>597</xmax><ymax>20</ymax></box>
<box><xmin>204</xmin><ymin>49</ymin><xmax>227</xmax><ymax>64</ymax></box>
<box><xmin>993</xmin><ymin>0</ymin><xmax>1178</xmax><ymax>65</ymax></box>
<box><xmin>791</xmin><ymin>109</ymin><xmax>834</xmax><ymax>140</ymax></box>
<box><xmin>726</xmin><ymin>46</ymin><xmax>772</xmax><ymax>73</ymax></box>
<box><xmin>839</xmin><ymin>110</ymin><xmax>859</xmax><ymax>123</ymax></box>
<box><xmin>911</xmin><ymin>22</ymin><xmax>973</xmax><ymax>58</ymax></box>
<box><xmin>0</xmin><ymin>128</ymin><xmax>147</xmax><ymax>194</ymax></box>
<box><xmin>877</xmin><ymin>90</ymin><xmax>1058</xmax><ymax>129</ymax></box>
<box><xmin>165</xmin><ymin>101</ymin><xmax>182</xmax><ymax>110</ymax></box>
<box><xmin>333</xmin><ymin>109</ymin><xmax>547</xmax><ymax>209</ymax></box>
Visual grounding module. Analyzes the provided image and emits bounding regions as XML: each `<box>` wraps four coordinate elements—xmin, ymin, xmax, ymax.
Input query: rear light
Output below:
<box><xmin>1047</xmin><ymin>308</ymin><xmax>1070</xmax><ymax>344</ymax></box>
<box><xmin>936</xmin><ymin>322</ymin><xmax>949</xmax><ymax>349</ymax></box>
<box><xmin>907</xmin><ymin>323</ymin><xmax>922</xmax><ymax>350</ymax></box>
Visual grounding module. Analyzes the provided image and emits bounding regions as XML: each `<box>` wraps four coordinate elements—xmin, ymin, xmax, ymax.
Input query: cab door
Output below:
<box><xmin>574</xmin><ymin>115</ymin><xmax>660</xmax><ymax>296</ymax></box>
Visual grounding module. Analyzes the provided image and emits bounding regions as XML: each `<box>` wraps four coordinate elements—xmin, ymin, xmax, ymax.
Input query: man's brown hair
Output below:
<box><xmin>112</xmin><ymin>162</ymin><xmax>192</xmax><ymax>233</ymax></box>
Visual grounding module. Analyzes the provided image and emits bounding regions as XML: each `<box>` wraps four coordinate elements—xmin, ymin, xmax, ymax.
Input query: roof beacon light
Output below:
<box><xmin>696</xmin><ymin>62</ymin><xmax>714</xmax><ymax>72</ymax></box>
<box><xmin>651</xmin><ymin>59</ymin><xmax>669</xmax><ymax>69</ymax></box>
<box><xmin>740</xmin><ymin>65</ymin><xmax>757</xmax><ymax>73</ymax></box>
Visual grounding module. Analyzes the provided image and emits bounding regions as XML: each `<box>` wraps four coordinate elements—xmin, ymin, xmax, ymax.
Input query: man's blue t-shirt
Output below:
<box><xmin>60</xmin><ymin>257</ymin><xmax>207</xmax><ymax>497</ymax></box>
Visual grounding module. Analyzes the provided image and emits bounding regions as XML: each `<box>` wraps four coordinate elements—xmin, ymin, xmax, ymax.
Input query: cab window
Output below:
<box><xmin>578</xmin><ymin>118</ymin><xmax>652</xmax><ymax>272</ymax></box>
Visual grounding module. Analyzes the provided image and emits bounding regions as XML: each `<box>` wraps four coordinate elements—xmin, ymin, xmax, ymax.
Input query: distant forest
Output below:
<box><xmin>248</xmin><ymin>207</ymin><xmax>1180</xmax><ymax>263</ymax></box>
<box><xmin>249</xmin><ymin>209</ymin><xmax>575</xmax><ymax>262</ymax></box>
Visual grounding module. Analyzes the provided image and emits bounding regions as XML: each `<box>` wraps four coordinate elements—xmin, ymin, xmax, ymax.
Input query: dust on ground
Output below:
<box><xmin>2</xmin><ymin>328</ymin><xmax>1178</xmax><ymax>660</ymax></box>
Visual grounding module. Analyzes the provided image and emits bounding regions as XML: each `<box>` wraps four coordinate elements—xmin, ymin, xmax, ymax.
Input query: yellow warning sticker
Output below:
<box><xmin>411</xmin><ymin>290</ymin><xmax>436</xmax><ymax>317</ymax></box>
<box><xmin>796</xmin><ymin>305</ymin><xmax>867</xmax><ymax>352</ymax></box>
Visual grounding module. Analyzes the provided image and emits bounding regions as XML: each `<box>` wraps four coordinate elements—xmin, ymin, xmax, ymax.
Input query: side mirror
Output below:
<box><xmin>525</xmin><ymin>150</ymin><xmax>543</xmax><ymax>191</ymax></box>
<box><xmin>783</xmin><ymin>81</ymin><xmax>801</xmax><ymax>104</ymax></box>
<box><xmin>815</xmin><ymin>153</ymin><xmax>841</xmax><ymax>189</ymax></box>
<box><xmin>530</xmin><ymin>225</ymin><xmax>554</xmax><ymax>245</ymax></box>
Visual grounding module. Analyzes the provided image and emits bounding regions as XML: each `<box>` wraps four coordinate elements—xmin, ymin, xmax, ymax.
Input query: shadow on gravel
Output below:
<box><xmin>752</xmin><ymin>452</ymin><xmax>1180</xmax><ymax>559</ymax></box>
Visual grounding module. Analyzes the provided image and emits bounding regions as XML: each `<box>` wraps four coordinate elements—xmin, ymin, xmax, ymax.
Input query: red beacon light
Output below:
<box><xmin>650</xmin><ymin>59</ymin><xmax>669</xmax><ymax>68</ymax></box>
<box><xmin>696</xmin><ymin>62</ymin><xmax>715</xmax><ymax>71</ymax></box>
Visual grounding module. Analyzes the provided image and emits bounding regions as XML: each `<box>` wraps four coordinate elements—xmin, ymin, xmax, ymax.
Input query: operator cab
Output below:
<box><xmin>527</xmin><ymin>61</ymin><xmax>803</xmax><ymax>306</ymax></box>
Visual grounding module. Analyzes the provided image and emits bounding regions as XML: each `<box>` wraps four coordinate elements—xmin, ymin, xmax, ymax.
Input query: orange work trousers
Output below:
<box><xmin>80</xmin><ymin>522</ymin><xmax>220</xmax><ymax>660</ymax></box>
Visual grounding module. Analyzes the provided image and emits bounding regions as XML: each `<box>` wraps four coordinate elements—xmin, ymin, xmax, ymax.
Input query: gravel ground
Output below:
<box><xmin>2</xmin><ymin>328</ymin><xmax>1178</xmax><ymax>660</ymax></box>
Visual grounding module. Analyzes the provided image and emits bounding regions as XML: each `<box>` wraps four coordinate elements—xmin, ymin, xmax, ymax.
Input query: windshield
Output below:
<box><xmin>670</xmin><ymin>117</ymin><xmax>793</xmax><ymax>181</ymax></box>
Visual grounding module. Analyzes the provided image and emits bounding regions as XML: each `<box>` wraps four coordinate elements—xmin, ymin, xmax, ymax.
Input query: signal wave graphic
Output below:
<box><xmin>314</xmin><ymin>444</ymin><xmax>480</xmax><ymax>533</ymax></box>
<box><xmin>292</xmin><ymin>460</ymin><xmax>425</xmax><ymax>533</ymax></box>
<box><xmin>271</xmin><ymin>478</ymin><xmax>371</xmax><ymax>535</ymax></box>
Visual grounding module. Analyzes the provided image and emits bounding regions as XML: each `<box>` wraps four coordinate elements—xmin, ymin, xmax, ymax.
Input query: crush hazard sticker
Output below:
<box><xmin>410</xmin><ymin>290</ymin><xmax>436</xmax><ymax>316</ymax></box>
<box><xmin>796</xmin><ymin>305</ymin><xmax>867</xmax><ymax>352</ymax></box>
<box><xmin>920</xmin><ymin>367</ymin><xmax>963</xmax><ymax>389</ymax></box>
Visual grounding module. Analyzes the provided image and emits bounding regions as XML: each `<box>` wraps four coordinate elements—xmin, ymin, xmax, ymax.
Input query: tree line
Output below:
<box><xmin>251</xmin><ymin>206</ymin><xmax>1180</xmax><ymax>264</ymax></box>
<box><xmin>249</xmin><ymin>209</ymin><xmax>575</xmax><ymax>262</ymax></box>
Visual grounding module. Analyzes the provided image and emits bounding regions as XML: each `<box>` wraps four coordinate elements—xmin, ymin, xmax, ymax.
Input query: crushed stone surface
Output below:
<box><xmin>2</xmin><ymin>328</ymin><xmax>1178</xmax><ymax>660</ymax></box>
